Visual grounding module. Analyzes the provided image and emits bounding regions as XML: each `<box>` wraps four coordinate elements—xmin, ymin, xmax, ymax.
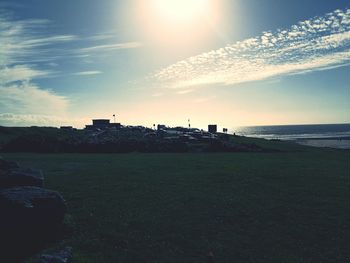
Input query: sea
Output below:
<box><xmin>234</xmin><ymin>123</ymin><xmax>350</xmax><ymax>149</ymax></box>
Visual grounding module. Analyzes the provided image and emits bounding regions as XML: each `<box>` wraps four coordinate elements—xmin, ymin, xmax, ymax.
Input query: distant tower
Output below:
<box><xmin>113</xmin><ymin>114</ymin><xmax>116</xmax><ymax>123</ymax></box>
<box><xmin>153</xmin><ymin>124</ymin><xmax>156</xmax><ymax>130</ymax></box>
<box><xmin>188</xmin><ymin>118</ymin><xmax>191</xmax><ymax>129</ymax></box>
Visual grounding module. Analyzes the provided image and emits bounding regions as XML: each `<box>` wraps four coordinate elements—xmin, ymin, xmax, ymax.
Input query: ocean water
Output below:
<box><xmin>234</xmin><ymin>124</ymin><xmax>350</xmax><ymax>149</ymax></box>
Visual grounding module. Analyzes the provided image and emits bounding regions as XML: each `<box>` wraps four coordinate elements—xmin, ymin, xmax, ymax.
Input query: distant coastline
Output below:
<box><xmin>235</xmin><ymin>123</ymin><xmax>350</xmax><ymax>149</ymax></box>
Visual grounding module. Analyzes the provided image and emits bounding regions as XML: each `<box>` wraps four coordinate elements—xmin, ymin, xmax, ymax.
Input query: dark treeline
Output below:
<box><xmin>1</xmin><ymin>134</ymin><xmax>263</xmax><ymax>153</ymax></box>
<box><xmin>1</xmin><ymin>134</ymin><xmax>187</xmax><ymax>153</ymax></box>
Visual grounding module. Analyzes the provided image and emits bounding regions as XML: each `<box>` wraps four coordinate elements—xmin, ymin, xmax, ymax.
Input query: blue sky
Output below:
<box><xmin>0</xmin><ymin>0</ymin><xmax>349</xmax><ymax>129</ymax></box>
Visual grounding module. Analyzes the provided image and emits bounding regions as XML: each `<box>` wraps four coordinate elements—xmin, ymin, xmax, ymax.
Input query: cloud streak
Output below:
<box><xmin>0</xmin><ymin>113</ymin><xmax>86</xmax><ymax>127</ymax></box>
<box><xmin>0</xmin><ymin>16</ymin><xmax>78</xmax><ymax>66</ymax></box>
<box><xmin>152</xmin><ymin>8</ymin><xmax>350</xmax><ymax>89</ymax></box>
<box><xmin>72</xmin><ymin>70</ymin><xmax>102</xmax><ymax>76</ymax></box>
<box><xmin>0</xmin><ymin>7</ymin><xmax>143</xmax><ymax>126</ymax></box>
<box><xmin>0</xmin><ymin>13</ymin><xmax>78</xmax><ymax>82</ymax></box>
<box><xmin>78</xmin><ymin>42</ymin><xmax>143</xmax><ymax>54</ymax></box>
<box><xmin>0</xmin><ymin>11</ymin><xmax>70</xmax><ymax>126</ymax></box>
<box><xmin>0</xmin><ymin>65</ymin><xmax>51</xmax><ymax>85</ymax></box>
<box><xmin>0</xmin><ymin>83</ymin><xmax>68</xmax><ymax>115</ymax></box>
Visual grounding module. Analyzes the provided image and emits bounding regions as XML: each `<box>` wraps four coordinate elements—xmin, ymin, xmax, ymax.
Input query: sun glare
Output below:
<box><xmin>136</xmin><ymin>0</ymin><xmax>222</xmax><ymax>47</ymax></box>
<box><xmin>150</xmin><ymin>0</ymin><xmax>212</xmax><ymax>24</ymax></box>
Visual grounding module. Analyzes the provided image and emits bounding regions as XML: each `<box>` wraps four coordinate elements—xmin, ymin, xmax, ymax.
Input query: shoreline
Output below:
<box><xmin>293</xmin><ymin>138</ymin><xmax>350</xmax><ymax>149</ymax></box>
<box><xmin>296</xmin><ymin>136</ymin><xmax>350</xmax><ymax>141</ymax></box>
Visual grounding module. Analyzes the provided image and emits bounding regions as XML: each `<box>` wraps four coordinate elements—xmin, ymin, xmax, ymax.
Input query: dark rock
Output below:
<box><xmin>0</xmin><ymin>187</ymin><xmax>67</xmax><ymax>261</ymax></box>
<box><xmin>38</xmin><ymin>247</ymin><xmax>73</xmax><ymax>263</ymax></box>
<box><xmin>0</xmin><ymin>186</ymin><xmax>66</xmax><ymax>227</ymax></box>
<box><xmin>0</xmin><ymin>157</ymin><xmax>19</xmax><ymax>170</ymax></box>
<box><xmin>0</xmin><ymin>167</ymin><xmax>44</xmax><ymax>188</ymax></box>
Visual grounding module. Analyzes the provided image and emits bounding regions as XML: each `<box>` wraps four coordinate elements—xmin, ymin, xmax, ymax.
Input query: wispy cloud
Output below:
<box><xmin>78</xmin><ymin>42</ymin><xmax>143</xmax><ymax>54</ymax></box>
<box><xmin>0</xmin><ymin>13</ymin><xmax>78</xmax><ymax>78</ymax></box>
<box><xmin>0</xmin><ymin>65</ymin><xmax>51</xmax><ymax>85</ymax></box>
<box><xmin>0</xmin><ymin>113</ymin><xmax>86</xmax><ymax>127</ymax></box>
<box><xmin>87</xmin><ymin>33</ymin><xmax>115</xmax><ymax>41</ymax></box>
<box><xmin>20</xmin><ymin>35</ymin><xmax>78</xmax><ymax>48</ymax></box>
<box><xmin>0</xmin><ymin>83</ymin><xmax>68</xmax><ymax>116</ymax></box>
<box><xmin>0</xmin><ymin>11</ymin><xmax>70</xmax><ymax>126</ymax></box>
<box><xmin>152</xmin><ymin>8</ymin><xmax>350</xmax><ymax>89</ymax></box>
<box><xmin>0</xmin><ymin>7</ymin><xmax>143</xmax><ymax>126</ymax></box>
<box><xmin>72</xmin><ymin>70</ymin><xmax>102</xmax><ymax>76</ymax></box>
<box><xmin>0</xmin><ymin>17</ymin><xmax>78</xmax><ymax>66</ymax></box>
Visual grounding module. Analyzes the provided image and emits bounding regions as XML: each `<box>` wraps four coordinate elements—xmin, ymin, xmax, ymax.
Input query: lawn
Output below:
<box><xmin>2</xmin><ymin>150</ymin><xmax>350</xmax><ymax>263</ymax></box>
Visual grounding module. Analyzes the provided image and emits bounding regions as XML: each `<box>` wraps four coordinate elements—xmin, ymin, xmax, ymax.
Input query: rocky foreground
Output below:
<box><xmin>0</xmin><ymin>157</ymin><xmax>71</xmax><ymax>263</ymax></box>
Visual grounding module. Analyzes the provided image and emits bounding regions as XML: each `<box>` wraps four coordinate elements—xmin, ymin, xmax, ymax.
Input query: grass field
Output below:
<box><xmin>2</xmin><ymin>149</ymin><xmax>350</xmax><ymax>263</ymax></box>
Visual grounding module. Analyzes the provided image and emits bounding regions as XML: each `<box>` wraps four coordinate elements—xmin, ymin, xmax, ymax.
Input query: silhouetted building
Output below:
<box><xmin>223</xmin><ymin>128</ymin><xmax>228</xmax><ymax>133</ymax></box>
<box><xmin>208</xmin><ymin>125</ymin><xmax>217</xmax><ymax>133</ymax></box>
<box><xmin>93</xmin><ymin>119</ymin><xmax>110</xmax><ymax>127</ymax></box>
<box><xmin>85</xmin><ymin>119</ymin><xmax>111</xmax><ymax>130</ymax></box>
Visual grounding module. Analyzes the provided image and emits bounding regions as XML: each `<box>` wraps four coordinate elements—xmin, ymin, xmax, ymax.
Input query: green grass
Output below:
<box><xmin>229</xmin><ymin>135</ymin><xmax>309</xmax><ymax>152</ymax></box>
<box><xmin>0</xmin><ymin>126</ymin><xmax>86</xmax><ymax>145</ymax></box>
<box><xmin>2</xmin><ymin>150</ymin><xmax>350</xmax><ymax>263</ymax></box>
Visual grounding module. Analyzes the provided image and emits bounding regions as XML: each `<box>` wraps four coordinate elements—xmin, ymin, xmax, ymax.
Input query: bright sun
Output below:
<box><xmin>150</xmin><ymin>0</ymin><xmax>212</xmax><ymax>24</ymax></box>
<box><xmin>137</xmin><ymin>0</ymin><xmax>221</xmax><ymax>46</ymax></box>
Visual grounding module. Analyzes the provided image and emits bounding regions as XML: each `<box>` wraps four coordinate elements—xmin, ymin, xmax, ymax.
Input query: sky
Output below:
<box><xmin>0</xmin><ymin>0</ymin><xmax>350</xmax><ymax>130</ymax></box>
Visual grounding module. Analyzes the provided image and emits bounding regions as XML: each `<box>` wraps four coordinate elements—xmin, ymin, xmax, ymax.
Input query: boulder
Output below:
<box><xmin>0</xmin><ymin>157</ymin><xmax>19</xmax><ymax>170</ymax></box>
<box><xmin>0</xmin><ymin>186</ymin><xmax>66</xmax><ymax>227</ymax></box>
<box><xmin>0</xmin><ymin>186</ymin><xmax>66</xmax><ymax>262</ymax></box>
<box><xmin>38</xmin><ymin>247</ymin><xmax>73</xmax><ymax>263</ymax></box>
<box><xmin>0</xmin><ymin>186</ymin><xmax>67</xmax><ymax>261</ymax></box>
<box><xmin>0</xmin><ymin>167</ymin><xmax>44</xmax><ymax>188</ymax></box>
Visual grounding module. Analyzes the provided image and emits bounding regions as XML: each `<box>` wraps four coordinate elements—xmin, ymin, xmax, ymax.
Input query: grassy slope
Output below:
<box><xmin>229</xmin><ymin>134</ymin><xmax>310</xmax><ymax>152</ymax></box>
<box><xmin>0</xmin><ymin>126</ymin><xmax>85</xmax><ymax>145</ymax></box>
<box><xmin>2</xmin><ymin>149</ymin><xmax>350</xmax><ymax>263</ymax></box>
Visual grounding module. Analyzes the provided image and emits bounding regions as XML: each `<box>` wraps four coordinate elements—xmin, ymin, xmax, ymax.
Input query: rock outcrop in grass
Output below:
<box><xmin>0</xmin><ymin>157</ymin><xmax>67</xmax><ymax>262</ymax></box>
